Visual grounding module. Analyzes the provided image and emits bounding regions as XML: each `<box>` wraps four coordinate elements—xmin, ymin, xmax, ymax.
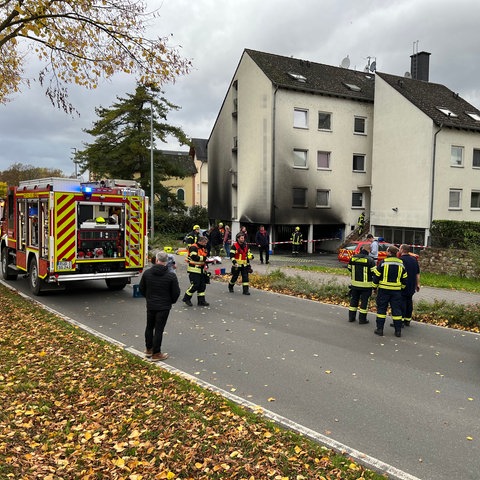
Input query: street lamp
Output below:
<box><xmin>150</xmin><ymin>101</ymin><xmax>154</xmax><ymax>240</ymax></box>
<box><xmin>71</xmin><ymin>147</ymin><xmax>78</xmax><ymax>177</ymax></box>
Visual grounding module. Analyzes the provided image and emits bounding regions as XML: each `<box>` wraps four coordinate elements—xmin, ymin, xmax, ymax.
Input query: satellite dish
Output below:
<box><xmin>369</xmin><ymin>61</ymin><xmax>376</xmax><ymax>72</ymax></box>
<box><xmin>340</xmin><ymin>55</ymin><xmax>350</xmax><ymax>69</ymax></box>
<box><xmin>404</xmin><ymin>71</ymin><xmax>412</xmax><ymax>78</ymax></box>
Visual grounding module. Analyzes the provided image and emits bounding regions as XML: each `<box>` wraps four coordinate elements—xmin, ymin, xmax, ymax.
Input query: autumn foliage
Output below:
<box><xmin>0</xmin><ymin>1</ymin><xmax>191</xmax><ymax>111</ymax></box>
<box><xmin>0</xmin><ymin>285</ymin><xmax>385</xmax><ymax>479</ymax></box>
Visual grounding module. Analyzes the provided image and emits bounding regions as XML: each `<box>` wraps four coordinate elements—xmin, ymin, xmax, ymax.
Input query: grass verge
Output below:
<box><xmin>248</xmin><ymin>270</ymin><xmax>480</xmax><ymax>333</ymax></box>
<box><xmin>0</xmin><ymin>284</ymin><xmax>387</xmax><ymax>479</ymax></box>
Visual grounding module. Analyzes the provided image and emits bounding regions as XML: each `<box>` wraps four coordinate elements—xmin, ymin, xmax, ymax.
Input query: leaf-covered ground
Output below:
<box><xmin>0</xmin><ymin>285</ymin><xmax>386</xmax><ymax>480</ymax></box>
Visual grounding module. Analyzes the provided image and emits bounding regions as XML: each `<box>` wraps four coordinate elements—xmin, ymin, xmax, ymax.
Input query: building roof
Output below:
<box><xmin>190</xmin><ymin>138</ymin><xmax>208</xmax><ymax>162</ymax></box>
<box><xmin>377</xmin><ymin>72</ymin><xmax>480</xmax><ymax>132</ymax></box>
<box><xmin>245</xmin><ymin>49</ymin><xmax>375</xmax><ymax>103</ymax></box>
<box><xmin>157</xmin><ymin>150</ymin><xmax>197</xmax><ymax>175</ymax></box>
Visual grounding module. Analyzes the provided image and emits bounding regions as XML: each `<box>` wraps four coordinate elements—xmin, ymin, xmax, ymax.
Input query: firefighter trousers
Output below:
<box><xmin>349</xmin><ymin>287</ymin><xmax>372</xmax><ymax>322</ymax></box>
<box><xmin>185</xmin><ymin>272</ymin><xmax>207</xmax><ymax>299</ymax></box>
<box><xmin>376</xmin><ymin>289</ymin><xmax>403</xmax><ymax>330</ymax></box>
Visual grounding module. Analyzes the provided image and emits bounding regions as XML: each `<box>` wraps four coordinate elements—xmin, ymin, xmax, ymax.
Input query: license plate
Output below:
<box><xmin>57</xmin><ymin>261</ymin><xmax>72</xmax><ymax>270</ymax></box>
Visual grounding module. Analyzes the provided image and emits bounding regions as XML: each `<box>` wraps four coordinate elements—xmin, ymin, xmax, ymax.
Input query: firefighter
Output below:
<box><xmin>372</xmin><ymin>245</ymin><xmax>408</xmax><ymax>337</ymax></box>
<box><xmin>347</xmin><ymin>243</ymin><xmax>376</xmax><ymax>324</ymax></box>
<box><xmin>357</xmin><ymin>211</ymin><xmax>365</xmax><ymax>235</ymax></box>
<box><xmin>228</xmin><ymin>232</ymin><xmax>254</xmax><ymax>295</ymax></box>
<box><xmin>182</xmin><ymin>236</ymin><xmax>210</xmax><ymax>307</ymax></box>
<box><xmin>184</xmin><ymin>224</ymin><xmax>201</xmax><ymax>245</ymax></box>
<box><xmin>291</xmin><ymin>226</ymin><xmax>303</xmax><ymax>255</ymax></box>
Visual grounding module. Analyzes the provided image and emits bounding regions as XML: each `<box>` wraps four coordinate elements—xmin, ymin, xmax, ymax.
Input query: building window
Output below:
<box><xmin>318</xmin><ymin>112</ymin><xmax>331</xmax><ymax>130</ymax></box>
<box><xmin>292</xmin><ymin>188</ymin><xmax>307</xmax><ymax>207</ymax></box>
<box><xmin>293</xmin><ymin>149</ymin><xmax>308</xmax><ymax>168</ymax></box>
<box><xmin>467</xmin><ymin>112</ymin><xmax>480</xmax><ymax>121</ymax></box>
<box><xmin>294</xmin><ymin>109</ymin><xmax>308</xmax><ymax>128</ymax></box>
<box><xmin>177</xmin><ymin>188</ymin><xmax>185</xmax><ymax>201</ymax></box>
<box><xmin>352</xmin><ymin>191</ymin><xmax>363</xmax><ymax>208</ymax></box>
<box><xmin>471</xmin><ymin>191</ymin><xmax>480</xmax><ymax>209</ymax></box>
<box><xmin>451</xmin><ymin>146</ymin><xmax>464</xmax><ymax>167</ymax></box>
<box><xmin>436</xmin><ymin>107</ymin><xmax>458</xmax><ymax>118</ymax></box>
<box><xmin>473</xmin><ymin>149</ymin><xmax>480</xmax><ymax>168</ymax></box>
<box><xmin>449</xmin><ymin>189</ymin><xmax>462</xmax><ymax>209</ymax></box>
<box><xmin>317</xmin><ymin>151</ymin><xmax>331</xmax><ymax>169</ymax></box>
<box><xmin>316</xmin><ymin>189</ymin><xmax>330</xmax><ymax>207</ymax></box>
<box><xmin>354</xmin><ymin>116</ymin><xmax>366</xmax><ymax>134</ymax></box>
<box><xmin>353</xmin><ymin>154</ymin><xmax>366</xmax><ymax>172</ymax></box>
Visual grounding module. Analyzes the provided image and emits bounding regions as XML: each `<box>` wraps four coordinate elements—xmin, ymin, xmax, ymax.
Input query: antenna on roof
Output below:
<box><xmin>364</xmin><ymin>56</ymin><xmax>376</xmax><ymax>73</ymax></box>
<box><xmin>340</xmin><ymin>55</ymin><xmax>350</xmax><ymax>69</ymax></box>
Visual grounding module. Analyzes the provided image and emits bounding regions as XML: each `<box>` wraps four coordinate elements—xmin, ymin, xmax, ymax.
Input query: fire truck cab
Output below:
<box><xmin>0</xmin><ymin>177</ymin><xmax>148</xmax><ymax>295</ymax></box>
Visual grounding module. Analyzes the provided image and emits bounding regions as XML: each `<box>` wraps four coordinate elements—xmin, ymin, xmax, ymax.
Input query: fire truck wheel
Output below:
<box><xmin>28</xmin><ymin>257</ymin><xmax>44</xmax><ymax>296</ymax></box>
<box><xmin>105</xmin><ymin>278</ymin><xmax>128</xmax><ymax>291</ymax></box>
<box><xmin>1</xmin><ymin>247</ymin><xmax>18</xmax><ymax>281</ymax></box>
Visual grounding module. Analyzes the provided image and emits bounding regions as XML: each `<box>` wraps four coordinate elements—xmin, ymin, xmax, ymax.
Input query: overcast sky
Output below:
<box><xmin>1</xmin><ymin>0</ymin><xmax>480</xmax><ymax>177</ymax></box>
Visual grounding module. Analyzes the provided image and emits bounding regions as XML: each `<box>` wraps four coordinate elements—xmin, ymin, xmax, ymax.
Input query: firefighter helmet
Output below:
<box><xmin>96</xmin><ymin>217</ymin><xmax>105</xmax><ymax>223</ymax></box>
<box><xmin>295</xmin><ymin>226</ymin><xmax>300</xmax><ymax>231</ymax></box>
<box><xmin>193</xmin><ymin>224</ymin><xmax>200</xmax><ymax>230</ymax></box>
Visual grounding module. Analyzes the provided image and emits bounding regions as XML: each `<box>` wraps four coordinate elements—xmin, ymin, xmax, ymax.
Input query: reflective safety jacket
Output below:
<box><xmin>348</xmin><ymin>250</ymin><xmax>376</xmax><ymax>288</ymax></box>
<box><xmin>187</xmin><ymin>243</ymin><xmax>208</xmax><ymax>274</ymax></box>
<box><xmin>230</xmin><ymin>241</ymin><xmax>251</xmax><ymax>266</ymax></box>
<box><xmin>291</xmin><ymin>231</ymin><xmax>303</xmax><ymax>245</ymax></box>
<box><xmin>373</xmin><ymin>257</ymin><xmax>407</xmax><ymax>291</ymax></box>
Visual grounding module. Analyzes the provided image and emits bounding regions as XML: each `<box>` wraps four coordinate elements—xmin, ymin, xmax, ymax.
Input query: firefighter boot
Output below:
<box><xmin>198</xmin><ymin>297</ymin><xmax>210</xmax><ymax>307</ymax></box>
<box><xmin>228</xmin><ymin>283</ymin><xmax>234</xmax><ymax>293</ymax></box>
<box><xmin>242</xmin><ymin>285</ymin><xmax>250</xmax><ymax>296</ymax></box>
<box><xmin>374</xmin><ymin>318</ymin><xmax>384</xmax><ymax>336</ymax></box>
<box><xmin>348</xmin><ymin>310</ymin><xmax>356</xmax><ymax>322</ymax></box>
<box><xmin>182</xmin><ymin>294</ymin><xmax>193</xmax><ymax>307</ymax></box>
<box><xmin>358</xmin><ymin>312</ymin><xmax>369</xmax><ymax>324</ymax></box>
<box><xmin>393</xmin><ymin>320</ymin><xmax>402</xmax><ymax>337</ymax></box>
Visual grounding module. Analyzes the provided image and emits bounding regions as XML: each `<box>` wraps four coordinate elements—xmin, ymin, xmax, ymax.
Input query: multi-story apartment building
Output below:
<box><xmin>208</xmin><ymin>49</ymin><xmax>480</xmax><ymax>251</ymax></box>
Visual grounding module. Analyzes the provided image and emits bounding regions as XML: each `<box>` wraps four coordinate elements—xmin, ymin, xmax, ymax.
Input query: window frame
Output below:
<box><xmin>293</xmin><ymin>108</ymin><xmax>308</xmax><ymax>129</ymax></box>
<box><xmin>316</xmin><ymin>189</ymin><xmax>330</xmax><ymax>208</ymax></box>
<box><xmin>351</xmin><ymin>191</ymin><xmax>364</xmax><ymax>208</ymax></box>
<box><xmin>471</xmin><ymin>190</ymin><xmax>480</xmax><ymax>209</ymax></box>
<box><xmin>292</xmin><ymin>187</ymin><xmax>307</xmax><ymax>208</ymax></box>
<box><xmin>352</xmin><ymin>154</ymin><xmax>366</xmax><ymax>172</ymax></box>
<box><xmin>318</xmin><ymin>111</ymin><xmax>332</xmax><ymax>131</ymax></box>
<box><xmin>353</xmin><ymin>116</ymin><xmax>366</xmax><ymax>135</ymax></box>
<box><xmin>473</xmin><ymin>148</ymin><xmax>480</xmax><ymax>168</ymax></box>
<box><xmin>293</xmin><ymin>149</ymin><xmax>308</xmax><ymax>169</ymax></box>
<box><xmin>449</xmin><ymin>188</ymin><xmax>462</xmax><ymax>210</ymax></box>
<box><xmin>316</xmin><ymin>151</ymin><xmax>331</xmax><ymax>170</ymax></box>
<box><xmin>450</xmin><ymin>145</ymin><xmax>464</xmax><ymax>167</ymax></box>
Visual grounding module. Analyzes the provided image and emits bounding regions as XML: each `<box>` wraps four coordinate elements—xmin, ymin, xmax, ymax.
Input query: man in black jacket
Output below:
<box><xmin>139</xmin><ymin>251</ymin><xmax>180</xmax><ymax>361</ymax></box>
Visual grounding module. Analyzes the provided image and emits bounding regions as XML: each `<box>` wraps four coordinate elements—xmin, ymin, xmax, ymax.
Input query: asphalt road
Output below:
<box><xmin>4</xmin><ymin>258</ymin><xmax>480</xmax><ymax>480</ymax></box>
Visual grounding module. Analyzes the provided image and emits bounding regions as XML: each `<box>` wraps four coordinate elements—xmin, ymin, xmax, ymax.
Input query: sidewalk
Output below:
<box><xmin>248</xmin><ymin>253</ymin><xmax>480</xmax><ymax>306</ymax></box>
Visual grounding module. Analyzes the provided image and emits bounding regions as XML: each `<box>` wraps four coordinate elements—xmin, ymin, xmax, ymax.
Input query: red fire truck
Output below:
<box><xmin>0</xmin><ymin>177</ymin><xmax>148</xmax><ymax>295</ymax></box>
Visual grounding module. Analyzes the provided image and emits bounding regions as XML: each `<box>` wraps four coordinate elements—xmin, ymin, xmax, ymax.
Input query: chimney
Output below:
<box><xmin>410</xmin><ymin>51</ymin><xmax>431</xmax><ymax>81</ymax></box>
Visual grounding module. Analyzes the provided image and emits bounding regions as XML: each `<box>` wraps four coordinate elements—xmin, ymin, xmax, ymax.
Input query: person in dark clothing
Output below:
<box><xmin>209</xmin><ymin>224</ymin><xmax>224</xmax><ymax>256</ymax></box>
<box><xmin>347</xmin><ymin>243</ymin><xmax>376</xmax><ymax>324</ymax></box>
<box><xmin>397</xmin><ymin>244</ymin><xmax>420</xmax><ymax>327</ymax></box>
<box><xmin>139</xmin><ymin>251</ymin><xmax>180</xmax><ymax>361</ymax></box>
<box><xmin>255</xmin><ymin>225</ymin><xmax>270</xmax><ymax>264</ymax></box>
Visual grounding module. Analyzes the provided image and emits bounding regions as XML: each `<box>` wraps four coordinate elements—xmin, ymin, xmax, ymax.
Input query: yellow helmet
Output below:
<box><xmin>295</xmin><ymin>226</ymin><xmax>300</xmax><ymax>231</ymax></box>
<box><xmin>96</xmin><ymin>217</ymin><xmax>105</xmax><ymax>223</ymax></box>
<box><xmin>193</xmin><ymin>224</ymin><xmax>200</xmax><ymax>230</ymax></box>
